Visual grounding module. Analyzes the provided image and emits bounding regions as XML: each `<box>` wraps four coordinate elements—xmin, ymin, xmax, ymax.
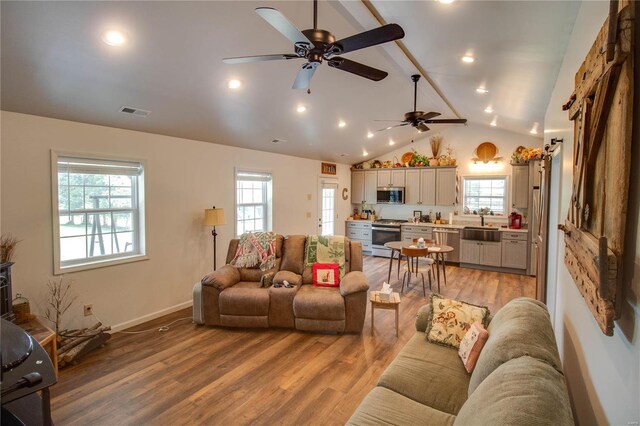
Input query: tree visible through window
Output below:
<box><xmin>463</xmin><ymin>176</ymin><xmax>507</xmax><ymax>214</ymax></box>
<box><xmin>53</xmin><ymin>154</ymin><xmax>145</xmax><ymax>272</ymax></box>
<box><xmin>235</xmin><ymin>170</ymin><xmax>272</xmax><ymax>236</ymax></box>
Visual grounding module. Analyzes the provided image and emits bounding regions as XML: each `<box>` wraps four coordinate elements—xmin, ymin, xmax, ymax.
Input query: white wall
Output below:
<box><xmin>544</xmin><ymin>2</ymin><xmax>640</xmax><ymax>425</ymax></box>
<box><xmin>0</xmin><ymin>111</ymin><xmax>352</xmax><ymax>330</ymax></box>
<box><xmin>367</xmin><ymin>122</ymin><xmax>542</xmax><ymax>222</ymax></box>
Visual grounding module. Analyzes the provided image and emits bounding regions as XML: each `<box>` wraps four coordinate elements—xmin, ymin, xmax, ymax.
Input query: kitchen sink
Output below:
<box><xmin>462</xmin><ymin>227</ymin><xmax>502</xmax><ymax>242</ymax></box>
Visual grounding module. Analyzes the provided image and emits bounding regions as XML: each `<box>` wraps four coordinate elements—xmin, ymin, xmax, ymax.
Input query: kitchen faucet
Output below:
<box><xmin>480</xmin><ymin>214</ymin><xmax>485</xmax><ymax>227</ymax></box>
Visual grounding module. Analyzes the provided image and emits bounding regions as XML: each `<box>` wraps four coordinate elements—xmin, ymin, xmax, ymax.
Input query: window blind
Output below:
<box><xmin>236</xmin><ymin>171</ymin><xmax>272</xmax><ymax>182</ymax></box>
<box><xmin>58</xmin><ymin>157</ymin><xmax>143</xmax><ymax>176</ymax></box>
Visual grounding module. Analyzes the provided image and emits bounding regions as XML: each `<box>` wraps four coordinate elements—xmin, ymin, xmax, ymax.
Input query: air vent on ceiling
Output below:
<box><xmin>119</xmin><ymin>106</ymin><xmax>151</xmax><ymax>117</ymax></box>
<box><xmin>271</xmin><ymin>139</ymin><xmax>287</xmax><ymax>144</ymax></box>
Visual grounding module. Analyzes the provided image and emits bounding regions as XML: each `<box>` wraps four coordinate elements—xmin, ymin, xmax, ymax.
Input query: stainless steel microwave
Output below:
<box><xmin>376</xmin><ymin>187</ymin><xmax>405</xmax><ymax>204</ymax></box>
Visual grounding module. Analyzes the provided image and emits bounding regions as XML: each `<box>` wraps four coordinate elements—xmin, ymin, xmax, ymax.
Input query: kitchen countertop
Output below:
<box><xmin>401</xmin><ymin>223</ymin><xmax>465</xmax><ymax>230</ymax></box>
<box><xmin>345</xmin><ymin>219</ymin><xmax>373</xmax><ymax>223</ymax></box>
<box><xmin>498</xmin><ymin>227</ymin><xmax>528</xmax><ymax>233</ymax></box>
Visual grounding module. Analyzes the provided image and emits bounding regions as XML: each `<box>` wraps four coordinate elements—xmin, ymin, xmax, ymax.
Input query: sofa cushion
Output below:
<box><xmin>347</xmin><ymin>386</ymin><xmax>455</xmax><ymax>426</ymax></box>
<box><xmin>378</xmin><ymin>333</ymin><xmax>470</xmax><ymax>415</ymax></box>
<box><xmin>219</xmin><ymin>287</ymin><xmax>269</xmax><ymax>316</ymax></box>
<box><xmin>469</xmin><ymin>297</ymin><xmax>562</xmax><ymax>396</ymax></box>
<box><xmin>455</xmin><ymin>356</ymin><xmax>574</xmax><ymax>426</ymax></box>
<box><xmin>426</xmin><ymin>293</ymin><xmax>489</xmax><ymax>349</ymax></box>
<box><xmin>280</xmin><ymin>235</ymin><xmax>306</xmax><ymax>274</ymax></box>
<box><xmin>293</xmin><ymin>285</ymin><xmax>345</xmax><ymax>320</ymax></box>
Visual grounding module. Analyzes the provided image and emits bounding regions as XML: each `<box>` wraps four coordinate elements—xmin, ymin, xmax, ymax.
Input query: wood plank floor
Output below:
<box><xmin>50</xmin><ymin>256</ymin><xmax>535</xmax><ymax>425</ymax></box>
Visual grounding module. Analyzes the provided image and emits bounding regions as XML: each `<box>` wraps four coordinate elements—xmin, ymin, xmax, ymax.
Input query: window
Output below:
<box><xmin>462</xmin><ymin>176</ymin><xmax>507</xmax><ymax>214</ymax></box>
<box><xmin>52</xmin><ymin>153</ymin><xmax>146</xmax><ymax>273</ymax></box>
<box><xmin>235</xmin><ymin>169</ymin><xmax>272</xmax><ymax>236</ymax></box>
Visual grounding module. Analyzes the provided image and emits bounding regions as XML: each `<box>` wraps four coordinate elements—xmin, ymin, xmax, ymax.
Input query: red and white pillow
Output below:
<box><xmin>312</xmin><ymin>263</ymin><xmax>340</xmax><ymax>287</ymax></box>
<box><xmin>458</xmin><ymin>322</ymin><xmax>489</xmax><ymax>373</ymax></box>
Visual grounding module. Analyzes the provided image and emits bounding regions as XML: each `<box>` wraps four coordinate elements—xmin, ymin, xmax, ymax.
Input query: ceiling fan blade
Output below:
<box><xmin>255</xmin><ymin>7</ymin><xmax>312</xmax><ymax>46</ymax></box>
<box><xmin>373</xmin><ymin>119</ymin><xmax>405</xmax><ymax>122</ymax></box>
<box><xmin>417</xmin><ymin>123</ymin><xmax>430</xmax><ymax>133</ymax></box>
<box><xmin>331</xmin><ymin>23</ymin><xmax>404</xmax><ymax>55</ymax></box>
<box><xmin>292</xmin><ymin>63</ymin><xmax>318</xmax><ymax>90</ymax></box>
<box><xmin>327</xmin><ymin>58</ymin><xmax>387</xmax><ymax>81</ymax></box>
<box><xmin>424</xmin><ymin>118</ymin><xmax>468</xmax><ymax>124</ymax></box>
<box><xmin>418</xmin><ymin>111</ymin><xmax>441</xmax><ymax>120</ymax></box>
<box><xmin>376</xmin><ymin>123</ymin><xmax>408</xmax><ymax>132</ymax></box>
<box><xmin>223</xmin><ymin>54</ymin><xmax>300</xmax><ymax>64</ymax></box>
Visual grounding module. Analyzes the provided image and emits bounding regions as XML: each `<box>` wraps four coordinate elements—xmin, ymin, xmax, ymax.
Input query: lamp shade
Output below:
<box><xmin>204</xmin><ymin>208</ymin><xmax>226</xmax><ymax>226</ymax></box>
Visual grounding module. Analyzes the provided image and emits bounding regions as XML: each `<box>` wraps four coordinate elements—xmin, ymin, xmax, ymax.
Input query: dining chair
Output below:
<box><xmin>400</xmin><ymin>246</ymin><xmax>433</xmax><ymax>297</ymax></box>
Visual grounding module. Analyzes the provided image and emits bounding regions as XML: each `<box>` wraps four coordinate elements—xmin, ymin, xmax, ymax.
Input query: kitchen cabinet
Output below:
<box><xmin>501</xmin><ymin>232</ymin><xmax>528</xmax><ymax>269</ymax></box>
<box><xmin>405</xmin><ymin>169</ymin><xmax>435</xmax><ymax>206</ymax></box>
<box><xmin>351</xmin><ymin>171</ymin><xmax>364</xmax><ymax>203</ymax></box>
<box><xmin>351</xmin><ymin>171</ymin><xmax>377</xmax><ymax>204</ymax></box>
<box><xmin>436</xmin><ymin>168</ymin><xmax>456</xmax><ymax>206</ymax></box>
<box><xmin>511</xmin><ymin>165</ymin><xmax>529</xmax><ymax>209</ymax></box>
<box><xmin>346</xmin><ymin>221</ymin><xmax>372</xmax><ymax>253</ymax></box>
<box><xmin>377</xmin><ymin>169</ymin><xmax>405</xmax><ymax>187</ymax></box>
<box><xmin>364</xmin><ymin>171</ymin><xmax>377</xmax><ymax>204</ymax></box>
<box><xmin>460</xmin><ymin>240</ymin><xmax>502</xmax><ymax>267</ymax></box>
<box><xmin>401</xmin><ymin>225</ymin><xmax>432</xmax><ymax>243</ymax></box>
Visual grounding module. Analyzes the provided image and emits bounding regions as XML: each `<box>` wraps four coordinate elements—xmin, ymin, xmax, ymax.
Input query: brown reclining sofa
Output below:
<box><xmin>192</xmin><ymin>235</ymin><xmax>369</xmax><ymax>333</ymax></box>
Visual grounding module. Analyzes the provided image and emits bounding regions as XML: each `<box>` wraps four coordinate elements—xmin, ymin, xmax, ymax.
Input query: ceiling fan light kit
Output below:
<box><xmin>223</xmin><ymin>0</ymin><xmax>405</xmax><ymax>90</ymax></box>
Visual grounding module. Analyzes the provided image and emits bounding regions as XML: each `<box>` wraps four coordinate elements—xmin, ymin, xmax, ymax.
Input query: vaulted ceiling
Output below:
<box><xmin>1</xmin><ymin>1</ymin><xmax>580</xmax><ymax>163</ymax></box>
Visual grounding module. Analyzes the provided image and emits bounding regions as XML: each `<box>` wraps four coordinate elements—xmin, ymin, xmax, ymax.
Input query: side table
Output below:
<box><xmin>19</xmin><ymin>317</ymin><xmax>58</xmax><ymax>377</ymax></box>
<box><xmin>370</xmin><ymin>291</ymin><xmax>401</xmax><ymax>337</ymax></box>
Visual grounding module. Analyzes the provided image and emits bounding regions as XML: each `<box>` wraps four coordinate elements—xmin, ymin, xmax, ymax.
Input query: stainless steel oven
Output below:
<box><xmin>372</xmin><ymin>219</ymin><xmax>407</xmax><ymax>257</ymax></box>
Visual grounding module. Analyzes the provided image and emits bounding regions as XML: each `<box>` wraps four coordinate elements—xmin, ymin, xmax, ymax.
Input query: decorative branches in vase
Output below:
<box><xmin>45</xmin><ymin>276</ymin><xmax>77</xmax><ymax>336</ymax></box>
<box><xmin>430</xmin><ymin>135</ymin><xmax>443</xmax><ymax>158</ymax></box>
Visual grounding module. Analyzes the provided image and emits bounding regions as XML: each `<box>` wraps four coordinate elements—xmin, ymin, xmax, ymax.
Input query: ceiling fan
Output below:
<box><xmin>222</xmin><ymin>0</ymin><xmax>404</xmax><ymax>90</ymax></box>
<box><xmin>376</xmin><ymin>74</ymin><xmax>467</xmax><ymax>133</ymax></box>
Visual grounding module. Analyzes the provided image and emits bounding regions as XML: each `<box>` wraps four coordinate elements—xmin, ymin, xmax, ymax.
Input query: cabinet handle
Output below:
<box><xmin>511</xmin><ymin>240</ymin><xmax>518</xmax><ymax>243</ymax></box>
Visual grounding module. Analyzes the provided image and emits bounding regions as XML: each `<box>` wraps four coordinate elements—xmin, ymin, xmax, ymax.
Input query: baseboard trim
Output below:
<box><xmin>110</xmin><ymin>300</ymin><xmax>193</xmax><ymax>332</ymax></box>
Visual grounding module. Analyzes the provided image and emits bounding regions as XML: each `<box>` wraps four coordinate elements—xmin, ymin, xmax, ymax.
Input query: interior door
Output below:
<box><xmin>536</xmin><ymin>155</ymin><xmax>552</xmax><ymax>302</ymax></box>
<box><xmin>319</xmin><ymin>180</ymin><xmax>338</xmax><ymax>236</ymax></box>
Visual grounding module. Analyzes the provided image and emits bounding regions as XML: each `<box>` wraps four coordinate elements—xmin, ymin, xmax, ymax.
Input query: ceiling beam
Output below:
<box><xmin>361</xmin><ymin>0</ymin><xmax>462</xmax><ymax>119</ymax></box>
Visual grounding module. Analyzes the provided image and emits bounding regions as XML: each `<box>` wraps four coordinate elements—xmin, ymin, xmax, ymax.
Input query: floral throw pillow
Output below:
<box><xmin>426</xmin><ymin>293</ymin><xmax>490</xmax><ymax>349</ymax></box>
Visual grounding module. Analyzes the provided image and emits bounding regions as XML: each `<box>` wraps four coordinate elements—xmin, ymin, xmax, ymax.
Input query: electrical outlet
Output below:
<box><xmin>84</xmin><ymin>304</ymin><xmax>93</xmax><ymax>317</ymax></box>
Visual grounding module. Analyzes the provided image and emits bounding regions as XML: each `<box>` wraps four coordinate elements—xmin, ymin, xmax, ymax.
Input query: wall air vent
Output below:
<box><xmin>119</xmin><ymin>106</ymin><xmax>151</xmax><ymax>117</ymax></box>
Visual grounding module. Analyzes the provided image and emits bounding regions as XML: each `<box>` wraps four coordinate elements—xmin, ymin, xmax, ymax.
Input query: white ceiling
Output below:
<box><xmin>1</xmin><ymin>1</ymin><xmax>579</xmax><ymax>163</ymax></box>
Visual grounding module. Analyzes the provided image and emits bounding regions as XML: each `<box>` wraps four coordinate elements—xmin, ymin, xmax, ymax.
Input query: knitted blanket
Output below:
<box><xmin>232</xmin><ymin>232</ymin><xmax>277</xmax><ymax>271</ymax></box>
<box><xmin>305</xmin><ymin>235</ymin><xmax>346</xmax><ymax>278</ymax></box>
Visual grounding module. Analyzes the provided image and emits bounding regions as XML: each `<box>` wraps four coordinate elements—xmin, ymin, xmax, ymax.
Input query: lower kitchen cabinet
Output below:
<box><xmin>501</xmin><ymin>239</ymin><xmax>528</xmax><ymax>269</ymax></box>
<box><xmin>346</xmin><ymin>221</ymin><xmax>372</xmax><ymax>253</ymax></box>
<box><xmin>460</xmin><ymin>240</ymin><xmax>501</xmax><ymax>267</ymax></box>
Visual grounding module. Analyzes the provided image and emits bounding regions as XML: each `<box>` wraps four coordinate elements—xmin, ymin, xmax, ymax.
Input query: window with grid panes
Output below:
<box><xmin>462</xmin><ymin>176</ymin><xmax>507</xmax><ymax>214</ymax></box>
<box><xmin>235</xmin><ymin>170</ymin><xmax>272</xmax><ymax>236</ymax></box>
<box><xmin>53</xmin><ymin>153</ymin><xmax>145</xmax><ymax>272</ymax></box>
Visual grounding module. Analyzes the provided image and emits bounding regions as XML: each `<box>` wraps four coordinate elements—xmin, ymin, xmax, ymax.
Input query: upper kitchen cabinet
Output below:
<box><xmin>377</xmin><ymin>169</ymin><xmax>405</xmax><ymax>187</ymax></box>
<box><xmin>435</xmin><ymin>168</ymin><xmax>456</xmax><ymax>206</ymax></box>
<box><xmin>404</xmin><ymin>169</ymin><xmax>435</xmax><ymax>205</ymax></box>
<box><xmin>511</xmin><ymin>164</ymin><xmax>529</xmax><ymax>209</ymax></box>
<box><xmin>351</xmin><ymin>170</ymin><xmax>378</xmax><ymax>204</ymax></box>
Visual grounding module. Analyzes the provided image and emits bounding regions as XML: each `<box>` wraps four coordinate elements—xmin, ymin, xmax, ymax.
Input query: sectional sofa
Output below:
<box><xmin>192</xmin><ymin>235</ymin><xmax>370</xmax><ymax>333</ymax></box>
<box><xmin>348</xmin><ymin>298</ymin><xmax>574</xmax><ymax>425</ymax></box>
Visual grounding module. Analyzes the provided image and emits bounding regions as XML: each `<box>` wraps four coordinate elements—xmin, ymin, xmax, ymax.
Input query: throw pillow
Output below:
<box><xmin>458</xmin><ymin>322</ymin><xmax>489</xmax><ymax>373</ymax></box>
<box><xmin>260</xmin><ymin>272</ymin><xmax>275</xmax><ymax>288</ymax></box>
<box><xmin>426</xmin><ymin>293</ymin><xmax>490</xmax><ymax>349</ymax></box>
<box><xmin>312</xmin><ymin>263</ymin><xmax>340</xmax><ymax>287</ymax></box>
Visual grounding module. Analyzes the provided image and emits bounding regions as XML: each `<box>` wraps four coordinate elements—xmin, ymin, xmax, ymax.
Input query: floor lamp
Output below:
<box><xmin>204</xmin><ymin>206</ymin><xmax>226</xmax><ymax>270</ymax></box>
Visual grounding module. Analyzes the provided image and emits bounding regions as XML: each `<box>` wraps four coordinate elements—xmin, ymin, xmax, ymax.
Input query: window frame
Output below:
<box><xmin>51</xmin><ymin>151</ymin><xmax>148</xmax><ymax>274</ymax></box>
<box><xmin>234</xmin><ymin>168</ymin><xmax>273</xmax><ymax>237</ymax></box>
<box><xmin>460</xmin><ymin>174</ymin><xmax>509</xmax><ymax>216</ymax></box>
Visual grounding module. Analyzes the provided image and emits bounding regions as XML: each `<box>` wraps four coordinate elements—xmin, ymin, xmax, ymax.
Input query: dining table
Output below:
<box><xmin>384</xmin><ymin>241</ymin><xmax>454</xmax><ymax>293</ymax></box>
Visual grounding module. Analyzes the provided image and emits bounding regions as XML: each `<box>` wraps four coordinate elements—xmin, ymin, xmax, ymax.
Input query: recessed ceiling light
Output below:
<box><xmin>228</xmin><ymin>79</ymin><xmax>242</xmax><ymax>89</ymax></box>
<box><xmin>530</xmin><ymin>122</ymin><xmax>539</xmax><ymax>134</ymax></box>
<box><xmin>340</xmin><ymin>153</ymin><xmax>350</xmax><ymax>157</ymax></box>
<box><xmin>476</xmin><ymin>87</ymin><xmax>489</xmax><ymax>94</ymax></box>
<box><xmin>367</xmin><ymin>131</ymin><xmax>374</xmax><ymax>138</ymax></box>
<box><xmin>388</xmin><ymin>139</ymin><xmax>395</xmax><ymax>146</ymax></box>
<box><xmin>437</xmin><ymin>0</ymin><xmax>455</xmax><ymax>4</ymax></box>
<box><xmin>386</xmin><ymin>126</ymin><xmax>393</xmax><ymax>130</ymax></box>
<box><xmin>462</xmin><ymin>55</ymin><xmax>475</xmax><ymax>64</ymax></box>
<box><xmin>484</xmin><ymin>106</ymin><xmax>494</xmax><ymax>113</ymax></box>
<box><xmin>296</xmin><ymin>105</ymin><xmax>307</xmax><ymax>113</ymax></box>
<box><xmin>102</xmin><ymin>30</ymin><xmax>126</xmax><ymax>46</ymax></box>
<box><xmin>338</xmin><ymin>120</ymin><xmax>346</xmax><ymax>128</ymax></box>
<box><xmin>490</xmin><ymin>116</ymin><xmax>498</xmax><ymax>127</ymax></box>
<box><xmin>363</xmin><ymin>151</ymin><xmax>369</xmax><ymax>157</ymax></box>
